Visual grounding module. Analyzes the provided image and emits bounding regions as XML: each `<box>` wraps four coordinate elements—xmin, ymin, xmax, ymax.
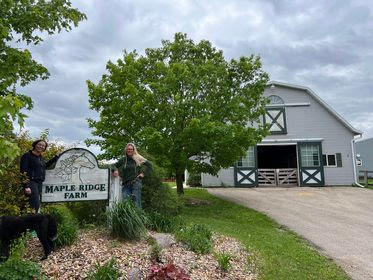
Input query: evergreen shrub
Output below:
<box><xmin>186</xmin><ymin>173</ymin><xmax>201</xmax><ymax>187</ymax></box>
<box><xmin>142</xmin><ymin>173</ymin><xmax>183</xmax><ymax>216</ymax></box>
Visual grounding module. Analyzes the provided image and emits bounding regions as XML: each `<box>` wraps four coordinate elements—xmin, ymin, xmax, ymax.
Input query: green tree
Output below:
<box><xmin>87</xmin><ymin>33</ymin><xmax>269</xmax><ymax>194</ymax></box>
<box><xmin>0</xmin><ymin>0</ymin><xmax>86</xmax><ymax>173</ymax></box>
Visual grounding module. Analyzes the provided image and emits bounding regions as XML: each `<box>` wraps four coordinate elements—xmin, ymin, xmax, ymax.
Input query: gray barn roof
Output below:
<box><xmin>267</xmin><ymin>81</ymin><xmax>362</xmax><ymax>136</ymax></box>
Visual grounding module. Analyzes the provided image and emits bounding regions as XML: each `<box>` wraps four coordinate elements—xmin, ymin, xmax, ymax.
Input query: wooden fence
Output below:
<box><xmin>359</xmin><ymin>171</ymin><xmax>373</xmax><ymax>186</ymax></box>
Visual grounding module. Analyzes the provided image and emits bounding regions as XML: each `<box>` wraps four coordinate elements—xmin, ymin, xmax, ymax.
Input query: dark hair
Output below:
<box><xmin>32</xmin><ymin>139</ymin><xmax>48</xmax><ymax>151</ymax></box>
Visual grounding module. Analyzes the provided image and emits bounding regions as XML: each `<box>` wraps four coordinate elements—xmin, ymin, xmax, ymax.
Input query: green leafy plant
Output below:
<box><xmin>66</xmin><ymin>200</ymin><xmax>108</xmax><ymax>227</ymax></box>
<box><xmin>0</xmin><ymin>234</ymin><xmax>47</xmax><ymax>280</ymax></box>
<box><xmin>107</xmin><ymin>201</ymin><xmax>148</xmax><ymax>240</ymax></box>
<box><xmin>175</xmin><ymin>223</ymin><xmax>213</xmax><ymax>254</ymax></box>
<box><xmin>214</xmin><ymin>252</ymin><xmax>232</xmax><ymax>272</ymax></box>
<box><xmin>186</xmin><ymin>173</ymin><xmax>201</xmax><ymax>187</ymax></box>
<box><xmin>142</xmin><ymin>173</ymin><xmax>184</xmax><ymax>216</ymax></box>
<box><xmin>146</xmin><ymin>211</ymin><xmax>185</xmax><ymax>233</ymax></box>
<box><xmin>147</xmin><ymin>263</ymin><xmax>189</xmax><ymax>280</ymax></box>
<box><xmin>0</xmin><ymin>259</ymin><xmax>47</xmax><ymax>280</ymax></box>
<box><xmin>44</xmin><ymin>204</ymin><xmax>79</xmax><ymax>246</ymax></box>
<box><xmin>86</xmin><ymin>258</ymin><xmax>121</xmax><ymax>280</ymax></box>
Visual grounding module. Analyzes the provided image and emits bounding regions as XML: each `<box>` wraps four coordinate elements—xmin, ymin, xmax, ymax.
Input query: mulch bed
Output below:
<box><xmin>25</xmin><ymin>228</ymin><xmax>257</xmax><ymax>279</ymax></box>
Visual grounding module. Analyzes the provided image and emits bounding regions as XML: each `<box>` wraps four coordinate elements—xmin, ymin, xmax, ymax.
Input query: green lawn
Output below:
<box><xmin>180</xmin><ymin>188</ymin><xmax>350</xmax><ymax>280</ymax></box>
<box><xmin>163</xmin><ymin>181</ymin><xmax>177</xmax><ymax>188</ymax></box>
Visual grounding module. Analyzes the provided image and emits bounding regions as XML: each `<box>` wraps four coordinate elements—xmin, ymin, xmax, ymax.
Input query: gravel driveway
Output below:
<box><xmin>207</xmin><ymin>187</ymin><xmax>373</xmax><ymax>280</ymax></box>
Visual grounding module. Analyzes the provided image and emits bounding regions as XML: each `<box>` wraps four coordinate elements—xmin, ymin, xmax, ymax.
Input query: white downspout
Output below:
<box><xmin>351</xmin><ymin>135</ymin><xmax>364</xmax><ymax>188</ymax></box>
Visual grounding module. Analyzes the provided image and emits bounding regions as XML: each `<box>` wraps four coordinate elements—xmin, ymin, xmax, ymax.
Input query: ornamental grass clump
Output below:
<box><xmin>175</xmin><ymin>223</ymin><xmax>213</xmax><ymax>254</ymax></box>
<box><xmin>108</xmin><ymin>201</ymin><xmax>148</xmax><ymax>240</ymax></box>
<box><xmin>86</xmin><ymin>258</ymin><xmax>121</xmax><ymax>280</ymax></box>
<box><xmin>214</xmin><ymin>252</ymin><xmax>232</xmax><ymax>272</ymax></box>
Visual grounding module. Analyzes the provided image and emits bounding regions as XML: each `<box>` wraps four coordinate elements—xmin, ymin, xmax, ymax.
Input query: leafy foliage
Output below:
<box><xmin>107</xmin><ymin>201</ymin><xmax>148</xmax><ymax>240</ymax></box>
<box><xmin>0</xmin><ymin>0</ymin><xmax>86</xmax><ymax>173</ymax></box>
<box><xmin>0</xmin><ymin>259</ymin><xmax>47</xmax><ymax>280</ymax></box>
<box><xmin>44</xmin><ymin>204</ymin><xmax>79</xmax><ymax>247</ymax></box>
<box><xmin>86</xmin><ymin>258</ymin><xmax>121</xmax><ymax>280</ymax></box>
<box><xmin>87</xmin><ymin>32</ymin><xmax>269</xmax><ymax>194</ymax></box>
<box><xmin>66</xmin><ymin>200</ymin><xmax>108</xmax><ymax>227</ymax></box>
<box><xmin>186</xmin><ymin>173</ymin><xmax>201</xmax><ymax>187</ymax></box>
<box><xmin>147</xmin><ymin>263</ymin><xmax>189</xmax><ymax>280</ymax></box>
<box><xmin>142</xmin><ymin>172</ymin><xmax>183</xmax><ymax>216</ymax></box>
<box><xmin>175</xmin><ymin>223</ymin><xmax>213</xmax><ymax>254</ymax></box>
<box><xmin>0</xmin><ymin>234</ymin><xmax>47</xmax><ymax>280</ymax></box>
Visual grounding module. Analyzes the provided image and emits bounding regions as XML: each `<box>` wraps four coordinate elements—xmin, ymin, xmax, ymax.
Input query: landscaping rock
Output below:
<box><xmin>127</xmin><ymin>268</ymin><xmax>143</xmax><ymax>280</ymax></box>
<box><xmin>150</xmin><ymin>232</ymin><xmax>176</xmax><ymax>249</ymax></box>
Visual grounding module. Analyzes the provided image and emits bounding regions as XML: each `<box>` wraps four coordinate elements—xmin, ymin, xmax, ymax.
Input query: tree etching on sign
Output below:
<box><xmin>55</xmin><ymin>152</ymin><xmax>95</xmax><ymax>184</ymax></box>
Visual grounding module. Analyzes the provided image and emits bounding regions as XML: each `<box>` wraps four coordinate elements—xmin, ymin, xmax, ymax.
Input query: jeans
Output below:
<box><xmin>29</xmin><ymin>180</ymin><xmax>42</xmax><ymax>213</ymax></box>
<box><xmin>122</xmin><ymin>179</ymin><xmax>142</xmax><ymax>209</ymax></box>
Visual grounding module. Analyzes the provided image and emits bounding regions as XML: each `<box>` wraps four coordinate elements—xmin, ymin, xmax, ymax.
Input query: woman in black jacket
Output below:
<box><xmin>20</xmin><ymin>140</ymin><xmax>59</xmax><ymax>213</ymax></box>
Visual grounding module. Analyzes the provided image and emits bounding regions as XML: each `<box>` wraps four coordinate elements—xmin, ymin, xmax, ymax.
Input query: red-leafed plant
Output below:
<box><xmin>147</xmin><ymin>263</ymin><xmax>190</xmax><ymax>280</ymax></box>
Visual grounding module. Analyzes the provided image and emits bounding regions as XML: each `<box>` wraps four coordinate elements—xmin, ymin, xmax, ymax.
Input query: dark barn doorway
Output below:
<box><xmin>257</xmin><ymin>145</ymin><xmax>298</xmax><ymax>186</ymax></box>
<box><xmin>257</xmin><ymin>145</ymin><xmax>297</xmax><ymax>168</ymax></box>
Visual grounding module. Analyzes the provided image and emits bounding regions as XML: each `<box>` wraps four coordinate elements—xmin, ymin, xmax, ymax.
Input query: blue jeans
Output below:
<box><xmin>122</xmin><ymin>179</ymin><xmax>142</xmax><ymax>209</ymax></box>
<box><xmin>29</xmin><ymin>180</ymin><xmax>42</xmax><ymax>213</ymax></box>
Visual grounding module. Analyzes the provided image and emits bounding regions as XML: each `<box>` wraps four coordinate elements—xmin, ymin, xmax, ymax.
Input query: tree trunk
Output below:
<box><xmin>176</xmin><ymin>172</ymin><xmax>184</xmax><ymax>195</ymax></box>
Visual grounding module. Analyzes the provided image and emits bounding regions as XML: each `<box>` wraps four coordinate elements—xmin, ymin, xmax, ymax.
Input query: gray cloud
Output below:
<box><xmin>18</xmin><ymin>0</ymin><xmax>373</xmax><ymax>155</ymax></box>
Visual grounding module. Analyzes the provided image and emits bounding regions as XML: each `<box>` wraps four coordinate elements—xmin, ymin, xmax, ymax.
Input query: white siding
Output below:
<box><xmin>202</xmin><ymin>83</ymin><xmax>357</xmax><ymax>187</ymax></box>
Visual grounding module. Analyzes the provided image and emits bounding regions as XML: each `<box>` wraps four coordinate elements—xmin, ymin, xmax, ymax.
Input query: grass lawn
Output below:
<box><xmin>163</xmin><ymin>181</ymin><xmax>177</xmax><ymax>188</ymax></box>
<box><xmin>180</xmin><ymin>188</ymin><xmax>350</xmax><ymax>280</ymax></box>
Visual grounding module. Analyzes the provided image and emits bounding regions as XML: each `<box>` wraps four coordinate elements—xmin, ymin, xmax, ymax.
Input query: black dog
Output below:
<box><xmin>0</xmin><ymin>214</ymin><xmax>57</xmax><ymax>261</ymax></box>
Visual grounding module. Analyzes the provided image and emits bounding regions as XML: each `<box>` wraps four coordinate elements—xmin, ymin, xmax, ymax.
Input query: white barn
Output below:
<box><xmin>202</xmin><ymin>81</ymin><xmax>362</xmax><ymax>187</ymax></box>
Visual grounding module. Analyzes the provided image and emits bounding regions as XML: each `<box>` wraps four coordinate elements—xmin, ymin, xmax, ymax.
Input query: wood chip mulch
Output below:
<box><xmin>25</xmin><ymin>228</ymin><xmax>257</xmax><ymax>279</ymax></box>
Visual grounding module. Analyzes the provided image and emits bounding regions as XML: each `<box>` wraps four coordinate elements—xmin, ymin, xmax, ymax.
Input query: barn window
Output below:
<box><xmin>323</xmin><ymin>153</ymin><xmax>342</xmax><ymax>167</ymax></box>
<box><xmin>265</xmin><ymin>95</ymin><xmax>287</xmax><ymax>135</ymax></box>
<box><xmin>300</xmin><ymin>144</ymin><xmax>320</xmax><ymax>167</ymax></box>
<box><xmin>237</xmin><ymin>147</ymin><xmax>255</xmax><ymax>167</ymax></box>
<box><xmin>268</xmin><ymin>95</ymin><xmax>284</xmax><ymax>104</ymax></box>
<box><xmin>264</xmin><ymin>107</ymin><xmax>287</xmax><ymax>134</ymax></box>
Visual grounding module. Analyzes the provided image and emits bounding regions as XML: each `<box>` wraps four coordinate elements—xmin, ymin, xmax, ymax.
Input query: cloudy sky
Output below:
<box><xmin>20</xmin><ymin>0</ymin><xmax>373</xmax><ymax>155</ymax></box>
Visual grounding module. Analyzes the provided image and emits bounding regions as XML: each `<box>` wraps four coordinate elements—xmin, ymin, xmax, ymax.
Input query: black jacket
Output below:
<box><xmin>20</xmin><ymin>151</ymin><xmax>59</xmax><ymax>186</ymax></box>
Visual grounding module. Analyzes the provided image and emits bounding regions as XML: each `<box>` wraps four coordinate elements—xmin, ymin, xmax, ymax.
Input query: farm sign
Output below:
<box><xmin>42</xmin><ymin>148</ymin><xmax>109</xmax><ymax>202</ymax></box>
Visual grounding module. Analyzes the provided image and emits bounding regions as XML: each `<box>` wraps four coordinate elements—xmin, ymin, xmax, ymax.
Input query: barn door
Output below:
<box><xmin>298</xmin><ymin>142</ymin><xmax>325</xmax><ymax>186</ymax></box>
<box><xmin>234</xmin><ymin>146</ymin><xmax>258</xmax><ymax>187</ymax></box>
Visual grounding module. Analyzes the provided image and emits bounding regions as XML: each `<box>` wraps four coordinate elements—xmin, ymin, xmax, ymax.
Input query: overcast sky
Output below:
<box><xmin>20</xmin><ymin>0</ymin><xmax>373</xmax><ymax>155</ymax></box>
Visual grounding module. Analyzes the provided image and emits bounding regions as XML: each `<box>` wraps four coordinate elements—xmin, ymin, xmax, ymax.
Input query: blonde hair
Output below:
<box><xmin>125</xmin><ymin>143</ymin><xmax>146</xmax><ymax>166</ymax></box>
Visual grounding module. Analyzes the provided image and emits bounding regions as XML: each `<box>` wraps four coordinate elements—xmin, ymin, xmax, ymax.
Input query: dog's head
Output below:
<box><xmin>46</xmin><ymin>215</ymin><xmax>58</xmax><ymax>241</ymax></box>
